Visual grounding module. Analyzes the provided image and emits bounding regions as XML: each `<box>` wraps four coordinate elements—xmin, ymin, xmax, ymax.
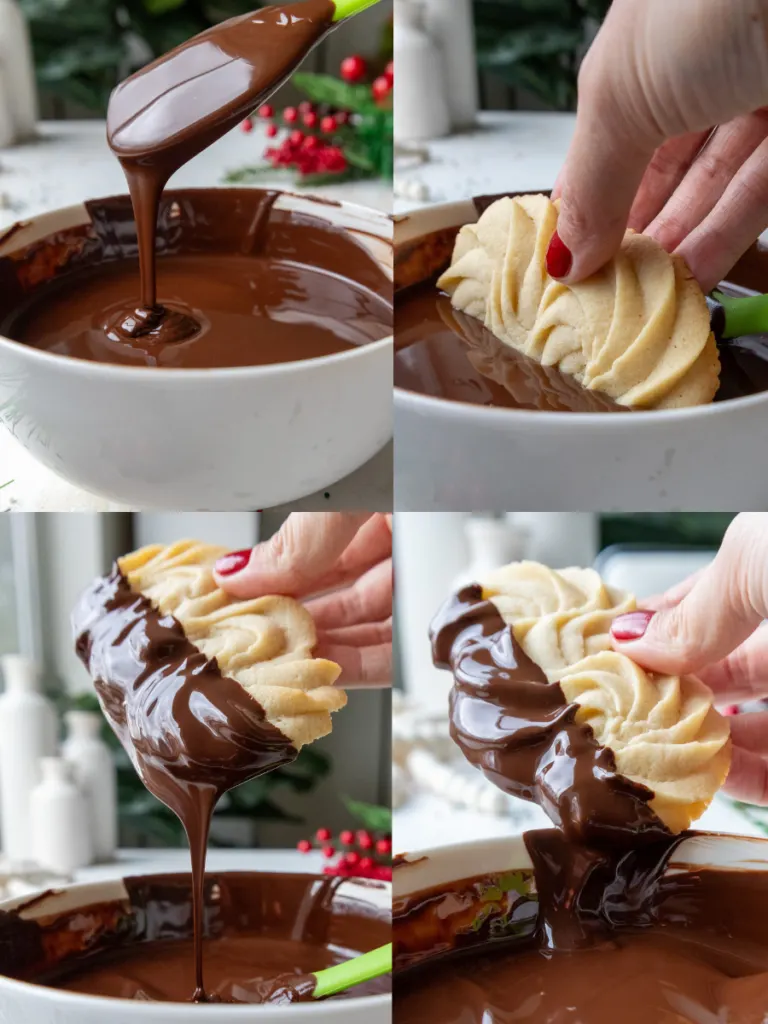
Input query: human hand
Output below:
<box><xmin>610</xmin><ymin>512</ymin><xmax>768</xmax><ymax>805</ymax></box>
<box><xmin>215</xmin><ymin>512</ymin><xmax>392</xmax><ymax>687</ymax></box>
<box><xmin>551</xmin><ymin>0</ymin><xmax>768</xmax><ymax>291</ymax></box>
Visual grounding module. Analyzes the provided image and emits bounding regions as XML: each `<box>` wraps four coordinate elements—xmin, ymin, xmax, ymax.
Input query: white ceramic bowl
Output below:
<box><xmin>395</xmin><ymin>200</ymin><xmax>768</xmax><ymax>511</ymax></box>
<box><xmin>393</xmin><ymin>830</ymin><xmax>768</xmax><ymax>953</ymax></box>
<box><xmin>0</xmin><ymin>190</ymin><xmax>393</xmax><ymax>510</ymax></box>
<box><xmin>0</xmin><ymin>873</ymin><xmax>391</xmax><ymax>1024</ymax></box>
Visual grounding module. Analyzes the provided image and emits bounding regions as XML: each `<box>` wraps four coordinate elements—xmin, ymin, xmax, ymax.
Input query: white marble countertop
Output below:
<box><xmin>0</xmin><ymin>120</ymin><xmax>393</xmax><ymax>512</ymax></box>
<box><xmin>394</xmin><ymin>110</ymin><xmax>576</xmax><ymax>214</ymax></box>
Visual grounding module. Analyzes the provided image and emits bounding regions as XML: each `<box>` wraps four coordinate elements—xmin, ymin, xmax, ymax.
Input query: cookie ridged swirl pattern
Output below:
<box><xmin>481</xmin><ymin>562</ymin><xmax>731</xmax><ymax>832</ymax></box>
<box><xmin>119</xmin><ymin>540</ymin><xmax>345</xmax><ymax>748</ymax></box>
<box><xmin>438</xmin><ymin>194</ymin><xmax>720</xmax><ymax>410</ymax></box>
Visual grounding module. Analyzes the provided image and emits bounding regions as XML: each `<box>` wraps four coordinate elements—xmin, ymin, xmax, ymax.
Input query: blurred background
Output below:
<box><xmin>0</xmin><ymin>511</ymin><xmax>391</xmax><ymax>874</ymax></box>
<box><xmin>392</xmin><ymin>512</ymin><xmax>768</xmax><ymax>852</ymax></box>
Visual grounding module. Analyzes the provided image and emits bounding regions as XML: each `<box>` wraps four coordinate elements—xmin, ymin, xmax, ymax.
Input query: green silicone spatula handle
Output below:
<box><xmin>332</xmin><ymin>0</ymin><xmax>382</xmax><ymax>21</ymax></box>
<box><xmin>311</xmin><ymin>943</ymin><xmax>392</xmax><ymax>999</ymax></box>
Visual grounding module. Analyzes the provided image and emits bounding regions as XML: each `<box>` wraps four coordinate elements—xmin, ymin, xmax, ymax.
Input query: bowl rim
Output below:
<box><xmin>394</xmin><ymin>197</ymin><xmax>768</xmax><ymax>423</ymax></box>
<box><xmin>0</xmin><ymin>871</ymin><xmax>392</xmax><ymax>1017</ymax></box>
<box><xmin>0</xmin><ymin>188</ymin><xmax>394</xmax><ymax>381</ymax></box>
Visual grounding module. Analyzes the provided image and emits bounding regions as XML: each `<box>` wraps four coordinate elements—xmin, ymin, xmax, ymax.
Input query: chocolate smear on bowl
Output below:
<box><xmin>0</xmin><ymin>873</ymin><xmax>391</xmax><ymax>1004</ymax></box>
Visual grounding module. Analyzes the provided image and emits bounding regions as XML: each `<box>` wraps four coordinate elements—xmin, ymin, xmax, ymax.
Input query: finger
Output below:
<box><xmin>676</xmin><ymin>133</ymin><xmax>768</xmax><ymax>292</ymax></box>
<box><xmin>304</xmin><ymin>559</ymin><xmax>393</xmax><ymax>629</ymax></box>
<box><xmin>214</xmin><ymin>512</ymin><xmax>371</xmax><ymax>597</ymax></box>
<box><xmin>317</xmin><ymin>619</ymin><xmax>392</xmax><ymax>648</ymax></box>
<box><xmin>723</xmin><ymin>745</ymin><xmax>768</xmax><ymax>806</ymax></box>
<box><xmin>646</xmin><ymin>111</ymin><xmax>768</xmax><ymax>254</ymax></box>
<box><xmin>315</xmin><ymin>642</ymin><xmax>392</xmax><ymax>687</ymax></box>
<box><xmin>611</xmin><ymin>514</ymin><xmax>768</xmax><ymax>675</ymax></box>
<box><xmin>696</xmin><ymin>625</ymin><xmax>768</xmax><ymax>703</ymax></box>
<box><xmin>729</xmin><ymin>712</ymin><xmax>768</xmax><ymax>756</ymax></box>
<box><xmin>628</xmin><ymin>131</ymin><xmax>710</xmax><ymax>233</ymax></box>
<box><xmin>300</xmin><ymin>515</ymin><xmax>392</xmax><ymax>598</ymax></box>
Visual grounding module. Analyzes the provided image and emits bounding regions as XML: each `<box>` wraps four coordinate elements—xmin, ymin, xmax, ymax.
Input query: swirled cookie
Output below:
<box><xmin>119</xmin><ymin>540</ymin><xmax>345</xmax><ymax>748</ymax></box>
<box><xmin>482</xmin><ymin>561</ymin><xmax>635</xmax><ymax>681</ymax></box>
<box><xmin>435</xmin><ymin>562</ymin><xmax>731</xmax><ymax>834</ymax></box>
<box><xmin>437</xmin><ymin>194</ymin><xmax>720</xmax><ymax>410</ymax></box>
<box><xmin>559</xmin><ymin>651</ymin><xmax>731</xmax><ymax>833</ymax></box>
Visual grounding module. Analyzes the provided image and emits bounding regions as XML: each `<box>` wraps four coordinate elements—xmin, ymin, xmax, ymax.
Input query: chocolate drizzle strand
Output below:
<box><xmin>72</xmin><ymin>565</ymin><xmax>297</xmax><ymax>1001</ymax></box>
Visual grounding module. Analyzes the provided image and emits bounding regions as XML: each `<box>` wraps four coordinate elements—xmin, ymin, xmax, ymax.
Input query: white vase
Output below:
<box><xmin>0</xmin><ymin>655</ymin><xmax>57</xmax><ymax>864</ymax></box>
<box><xmin>0</xmin><ymin>0</ymin><xmax>38</xmax><ymax>143</ymax></box>
<box><xmin>30</xmin><ymin>757</ymin><xmax>93</xmax><ymax>875</ymax></box>
<box><xmin>421</xmin><ymin>0</ymin><xmax>479</xmax><ymax>131</ymax></box>
<box><xmin>393</xmin><ymin>0</ymin><xmax>451</xmax><ymax>144</ymax></box>
<box><xmin>62</xmin><ymin>711</ymin><xmax>117</xmax><ymax>862</ymax></box>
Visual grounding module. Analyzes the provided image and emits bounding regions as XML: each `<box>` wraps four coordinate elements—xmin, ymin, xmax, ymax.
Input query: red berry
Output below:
<box><xmin>341</xmin><ymin>55</ymin><xmax>368</xmax><ymax>83</ymax></box>
<box><xmin>258</xmin><ymin>104</ymin><xmax>274</xmax><ymax>119</ymax></box>
<box><xmin>298</xmin><ymin>100</ymin><xmax>315</xmax><ymax>114</ymax></box>
<box><xmin>340</xmin><ymin>830</ymin><xmax>354</xmax><ymax>845</ymax></box>
<box><xmin>297</xmin><ymin>839</ymin><xmax>312</xmax><ymax>853</ymax></box>
<box><xmin>321</xmin><ymin>845</ymin><xmax>336</xmax><ymax>859</ymax></box>
<box><xmin>303</xmin><ymin>111</ymin><xmax>318</xmax><ymax>128</ymax></box>
<box><xmin>375</xmin><ymin>838</ymin><xmax>392</xmax><ymax>855</ymax></box>
<box><xmin>345</xmin><ymin>851</ymin><xmax>360</xmax><ymax>866</ymax></box>
<box><xmin>290</xmin><ymin>130</ymin><xmax>305</xmax><ymax>146</ymax></box>
<box><xmin>320</xmin><ymin>115</ymin><xmax>337</xmax><ymax>134</ymax></box>
<box><xmin>283</xmin><ymin>106</ymin><xmax>299</xmax><ymax>124</ymax></box>
<box><xmin>384</xmin><ymin>61</ymin><xmax>394</xmax><ymax>84</ymax></box>
<box><xmin>265</xmin><ymin>123</ymin><xmax>278</xmax><ymax>138</ymax></box>
<box><xmin>240</xmin><ymin>118</ymin><xmax>254</xmax><ymax>133</ymax></box>
<box><xmin>359</xmin><ymin>856</ymin><xmax>374</xmax><ymax>871</ymax></box>
<box><xmin>303</xmin><ymin>135</ymin><xmax>320</xmax><ymax>150</ymax></box>
<box><xmin>724</xmin><ymin>705</ymin><xmax>741</xmax><ymax>716</ymax></box>
<box><xmin>316</xmin><ymin>827</ymin><xmax>332</xmax><ymax>842</ymax></box>
<box><xmin>372</xmin><ymin>76</ymin><xmax>391</xmax><ymax>102</ymax></box>
<box><xmin>357</xmin><ymin>830</ymin><xmax>373</xmax><ymax>850</ymax></box>
<box><xmin>336</xmin><ymin>111</ymin><xmax>350</xmax><ymax>125</ymax></box>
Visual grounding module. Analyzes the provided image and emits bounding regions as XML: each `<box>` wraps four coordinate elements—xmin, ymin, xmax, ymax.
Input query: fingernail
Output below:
<box><xmin>611</xmin><ymin>610</ymin><xmax>655</xmax><ymax>642</ymax></box>
<box><xmin>546</xmin><ymin>231</ymin><xmax>573</xmax><ymax>279</ymax></box>
<box><xmin>215</xmin><ymin>549</ymin><xmax>252</xmax><ymax>577</ymax></box>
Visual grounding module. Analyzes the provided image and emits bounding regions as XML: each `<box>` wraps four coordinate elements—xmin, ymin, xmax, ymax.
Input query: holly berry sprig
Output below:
<box><xmin>227</xmin><ymin>53</ymin><xmax>393</xmax><ymax>186</ymax></box>
<box><xmin>297</xmin><ymin>826</ymin><xmax>392</xmax><ymax>882</ymax></box>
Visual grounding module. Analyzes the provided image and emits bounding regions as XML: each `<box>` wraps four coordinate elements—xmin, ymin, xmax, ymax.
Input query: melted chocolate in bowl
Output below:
<box><xmin>0</xmin><ymin>190</ymin><xmax>392</xmax><ymax>369</ymax></box>
<box><xmin>0</xmin><ymin>873</ymin><xmax>391</xmax><ymax>1005</ymax></box>
<box><xmin>394</xmin><ymin>215</ymin><xmax>768</xmax><ymax>411</ymax></box>
<box><xmin>393</xmin><ymin>855</ymin><xmax>768</xmax><ymax>1023</ymax></box>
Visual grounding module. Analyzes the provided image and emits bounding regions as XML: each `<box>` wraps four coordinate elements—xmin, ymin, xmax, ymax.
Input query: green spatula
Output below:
<box><xmin>311</xmin><ymin>943</ymin><xmax>392</xmax><ymax>1000</ymax></box>
<box><xmin>333</xmin><ymin>0</ymin><xmax>382</xmax><ymax>20</ymax></box>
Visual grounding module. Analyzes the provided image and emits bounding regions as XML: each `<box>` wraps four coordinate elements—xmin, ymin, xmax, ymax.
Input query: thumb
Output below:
<box><xmin>610</xmin><ymin>515</ymin><xmax>768</xmax><ymax>676</ymax></box>
<box><xmin>214</xmin><ymin>511</ymin><xmax>371</xmax><ymax>598</ymax></box>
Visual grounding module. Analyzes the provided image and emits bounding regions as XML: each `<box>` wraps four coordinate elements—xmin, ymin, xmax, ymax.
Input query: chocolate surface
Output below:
<box><xmin>72</xmin><ymin>566</ymin><xmax>297</xmax><ymax>1000</ymax></box>
<box><xmin>107</xmin><ymin>0</ymin><xmax>335</xmax><ymax>339</ymax></box>
<box><xmin>430</xmin><ymin>584</ymin><xmax>668</xmax><ymax>849</ymax></box>
<box><xmin>2</xmin><ymin>190</ymin><xmax>392</xmax><ymax>368</ymax></box>
<box><xmin>393</xmin><ymin>852</ymin><xmax>768</xmax><ymax>1023</ymax></box>
<box><xmin>395</xmin><ymin>227</ymin><xmax>768</xmax><ymax>411</ymax></box>
<box><xmin>0</xmin><ymin>873</ymin><xmax>391</xmax><ymax>1005</ymax></box>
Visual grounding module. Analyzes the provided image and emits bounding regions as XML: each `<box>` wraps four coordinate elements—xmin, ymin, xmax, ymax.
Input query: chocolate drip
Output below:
<box><xmin>431</xmin><ymin>585</ymin><xmax>669</xmax><ymax>850</ymax></box>
<box><xmin>106</xmin><ymin>0</ymin><xmax>336</xmax><ymax>340</ymax></box>
<box><xmin>72</xmin><ymin>567</ymin><xmax>296</xmax><ymax>1001</ymax></box>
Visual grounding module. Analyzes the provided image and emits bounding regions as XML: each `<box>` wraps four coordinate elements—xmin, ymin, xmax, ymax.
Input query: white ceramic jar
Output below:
<box><xmin>30</xmin><ymin>757</ymin><xmax>93</xmax><ymax>875</ymax></box>
<box><xmin>0</xmin><ymin>0</ymin><xmax>38</xmax><ymax>143</ymax></box>
<box><xmin>62</xmin><ymin>710</ymin><xmax>117</xmax><ymax>862</ymax></box>
<box><xmin>393</xmin><ymin>0</ymin><xmax>451</xmax><ymax>144</ymax></box>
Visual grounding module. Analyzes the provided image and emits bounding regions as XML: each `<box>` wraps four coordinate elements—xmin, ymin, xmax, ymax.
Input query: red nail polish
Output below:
<box><xmin>215</xmin><ymin>549</ymin><xmax>252</xmax><ymax>576</ymax></box>
<box><xmin>611</xmin><ymin>610</ymin><xmax>655</xmax><ymax>642</ymax></box>
<box><xmin>546</xmin><ymin>231</ymin><xmax>573</xmax><ymax>279</ymax></box>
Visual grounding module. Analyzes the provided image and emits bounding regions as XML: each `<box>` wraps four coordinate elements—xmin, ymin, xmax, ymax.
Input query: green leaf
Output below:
<box><xmin>343</xmin><ymin>798</ymin><xmax>391</xmax><ymax>833</ymax></box>
<box><xmin>142</xmin><ymin>0</ymin><xmax>187</xmax><ymax>13</ymax></box>
<box><xmin>293</xmin><ymin>72</ymin><xmax>377</xmax><ymax>115</ymax></box>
